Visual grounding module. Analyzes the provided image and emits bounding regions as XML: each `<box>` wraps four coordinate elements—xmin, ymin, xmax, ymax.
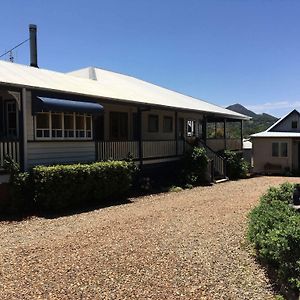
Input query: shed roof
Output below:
<box><xmin>0</xmin><ymin>61</ymin><xmax>249</xmax><ymax>120</ymax></box>
<box><xmin>251</xmin><ymin>131</ymin><xmax>300</xmax><ymax>138</ymax></box>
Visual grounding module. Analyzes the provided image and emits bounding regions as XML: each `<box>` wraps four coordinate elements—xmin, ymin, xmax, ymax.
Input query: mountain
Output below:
<box><xmin>226</xmin><ymin>103</ymin><xmax>278</xmax><ymax>137</ymax></box>
<box><xmin>226</xmin><ymin>103</ymin><xmax>257</xmax><ymax>118</ymax></box>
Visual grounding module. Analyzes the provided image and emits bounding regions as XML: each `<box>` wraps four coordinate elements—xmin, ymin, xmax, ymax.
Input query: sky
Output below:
<box><xmin>0</xmin><ymin>0</ymin><xmax>300</xmax><ymax>117</ymax></box>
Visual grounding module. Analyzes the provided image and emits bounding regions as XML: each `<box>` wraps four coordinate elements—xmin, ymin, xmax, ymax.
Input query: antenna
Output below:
<box><xmin>9</xmin><ymin>50</ymin><xmax>14</xmax><ymax>62</ymax></box>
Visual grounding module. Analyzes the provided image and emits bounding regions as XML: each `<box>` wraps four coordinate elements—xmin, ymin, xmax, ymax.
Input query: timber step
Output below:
<box><xmin>214</xmin><ymin>177</ymin><xmax>229</xmax><ymax>184</ymax></box>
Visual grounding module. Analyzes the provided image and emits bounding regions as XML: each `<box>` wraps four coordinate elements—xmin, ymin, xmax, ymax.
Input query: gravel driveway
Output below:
<box><xmin>1</xmin><ymin>176</ymin><xmax>299</xmax><ymax>300</ymax></box>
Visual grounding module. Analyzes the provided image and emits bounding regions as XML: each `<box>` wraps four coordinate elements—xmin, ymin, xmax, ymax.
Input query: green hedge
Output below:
<box><xmin>248</xmin><ymin>183</ymin><xmax>300</xmax><ymax>291</ymax></box>
<box><xmin>32</xmin><ymin>161</ymin><xmax>134</xmax><ymax>212</ymax></box>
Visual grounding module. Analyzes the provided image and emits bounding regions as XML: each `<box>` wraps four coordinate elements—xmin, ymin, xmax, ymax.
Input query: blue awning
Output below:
<box><xmin>32</xmin><ymin>97</ymin><xmax>103</xmax><ymax>115</ymax></box>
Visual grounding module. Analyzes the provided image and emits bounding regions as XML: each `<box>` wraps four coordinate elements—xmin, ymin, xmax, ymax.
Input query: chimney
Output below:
<box><xmin>29</xmin><ymin>24</ymin><xmax>38</xmax><ymax>67</ymax></box>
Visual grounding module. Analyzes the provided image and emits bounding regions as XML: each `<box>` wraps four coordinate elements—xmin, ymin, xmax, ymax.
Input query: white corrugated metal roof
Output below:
<box><xmin>251</xmin><ymin>131</ymin><xmax>300</xmax><ymax>138</ymax></box>
<box><xmin>0</xmin><ymin>60</ymin><xmax>249</xmax><ymax>120</ymax></box>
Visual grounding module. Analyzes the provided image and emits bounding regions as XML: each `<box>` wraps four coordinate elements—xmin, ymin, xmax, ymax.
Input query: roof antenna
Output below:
<box><xmin>29</xmin><ymin>24</ymin><xmax>38</xmax><ymax>67</ymax></box>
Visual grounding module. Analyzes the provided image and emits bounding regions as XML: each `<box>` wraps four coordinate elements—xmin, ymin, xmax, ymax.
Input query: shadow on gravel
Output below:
<box><xmin>36</xmin><ymin>197</ymin><xmax>133</xmax><ymax>219</ymax></box>
<box><xmin>0</xmin><ymin>197</ymin><xmax>133</xmax><ymax>222</ymax></box>
<box><xmin>254</xmin><ymin>256</ymin><xmax>299</xmax><ymax>300</ymax></box>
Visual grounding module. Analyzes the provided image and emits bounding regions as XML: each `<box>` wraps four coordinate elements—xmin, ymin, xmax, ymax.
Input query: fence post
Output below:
<box><xmin>211</xmin><ymin>159</ymin><xmax>215</xmax><ymax>182</ymax></box>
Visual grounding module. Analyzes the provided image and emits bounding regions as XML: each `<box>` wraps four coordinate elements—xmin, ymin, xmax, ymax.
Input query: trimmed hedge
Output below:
<box><xmin>248</xmin><ymin>183</ymin><xmax>300</xmax><ymax>291</ymax></box>
<box><xmin>2</xmin><ymin>159</ymin><xmax>135</xmax><ymax>215</ymax></box>
<box><xmin>32</xmin><ymin>161</ymin><xmax>134</xmax><ymax>212</ymax></box>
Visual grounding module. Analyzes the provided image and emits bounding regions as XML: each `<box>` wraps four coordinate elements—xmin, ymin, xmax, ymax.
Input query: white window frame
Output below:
<box><xmin>187</xmin><ymin>120</ymin><xmax>196</xmax><ymax>137</ymax></box>
<box><xmin>35</xmin><ymin>111</ymin><xmax>93</xmax><ymax>140</ymax></box>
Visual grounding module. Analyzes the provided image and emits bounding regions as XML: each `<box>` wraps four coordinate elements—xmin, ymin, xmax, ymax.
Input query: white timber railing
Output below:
<box><xmin>96</xmin><ymin>140</ymin><xmax>185</xmax><ymax>161</ymax></box>
<box><xmin>0</xmin><ymin>140</ymin><xmax>20</xmax><ymax>169</ymax></box>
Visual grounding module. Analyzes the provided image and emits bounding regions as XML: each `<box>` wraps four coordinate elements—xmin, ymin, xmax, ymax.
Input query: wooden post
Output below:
<box><xmin>20</xmin><ymin>88</ymin><xmax>27</xmax><ymax>171</ymax></box>
<box><xmin>175</xmin><ymin>111</ymin><xmax>178</xmax><ymax>156</ymax></box>
<box><xmin>202</xmin><ymin>116</ymin><xmax>207</xmax><ymax>144</ymax></box>
<box><xmin>224</xmin><ymin>119</ymin><xmax>227</xmax><ymax>150</ymax></box>
<box><xmin>138</xmin><ymin>107</ymin><xmax>143</xmax><ymax>166</ymax></box>
<box><xmin>240</xmin><ymin>120</ymin><xmax>243</xmax><ymax>150</ymax></box>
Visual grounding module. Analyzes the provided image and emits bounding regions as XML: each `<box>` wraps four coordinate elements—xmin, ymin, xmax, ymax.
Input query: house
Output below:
<box><xmin>0</xmin><ymin>59</ymin><xmax>250</xmax><ymax>183</ymax></box>
<box><xmin>242</xmin><ymin>138</ymin><xmax>252</xmax><ymax>166</ymax></box>
<box><xmin>251</xmin><ymin>109</ymin><xmax>300</xmax><ymax>174</ymax></box>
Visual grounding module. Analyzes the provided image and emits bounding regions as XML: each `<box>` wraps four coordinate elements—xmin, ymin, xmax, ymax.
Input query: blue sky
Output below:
<box><xmin>0</xmin><ymin>0</ymin><xmax>300</xmax><ymax>117</ymax></box>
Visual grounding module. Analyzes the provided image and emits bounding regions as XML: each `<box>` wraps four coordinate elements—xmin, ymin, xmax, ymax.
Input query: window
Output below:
<box><xmin>64</xmin><ymin>113</ymin><xmax>75</xmax><ymax>138</ymax></box>
<box><xmin>5</xmin><ymin>101</ymin><xmax>18</xmax><ymax>138</ymax></box>
<box><xmin>216</xmin><ymin>122</ymin><xmax>224</xmax><ymax>138</ymax></box>
<box><xmin>280</xmin><ymin>142</ymin><xmax>288</xmax><ymax>157</ymax></box>
<box><xmin>292</xmin><ymin>121</ymin><xmax>298</xmax><ymax>129</ymax></box>
<box><xmin>272</xmin><ymin>142</ymin><xmax>288</xmax><ymax>157</ymax></box>
<box><xmin>76</xmin><ymin>114</ymin><xmax>85</xmax><ymax>138</ymax></box>
<box><xmin>36</xmin><ymin>112</ymin><xmax>50</xmax><ymax>138</ymax></box>
<box><xmin>148</xmin><ymin>115</ymin><xmax>159</xmax><ymax>132</ymax></box>
<box><xmin>187</xmin><ymin>120</ymin><xmax>195</xmax><ymax>137</ymax></box>
<box><xmin>110</xmin><ymin>112</ymin><xmax>128</xmax><ymax>140</ymax></box>
<box><xmin>198</xmin><ymin>121</ymin><xmax>203</xmax><ymax>139</ymax></box>
<box><xmin>35</xmin><ymin>112</ymin><xmax>92</xmax><ymax>140</ymax></box>
<box><xmin>207</xmin><ymin>122</ymin><xmax>216</xmax><ymax>138</ymax></box>
<box><xmin>163</xmin><ymin>116</ymin><xmax>173</xmax><ymax>132</ymax></box>
<box><xmin>52</xmin><ymin>113</ymin><xmax>63</xmax><ymax>138</ymax></box>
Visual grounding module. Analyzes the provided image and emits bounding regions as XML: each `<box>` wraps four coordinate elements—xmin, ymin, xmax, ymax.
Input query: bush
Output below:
<box><xmin>223</xmin><ymin>150</ymin><xmax>249</xmax><ymax>179</ymax></box>
<box><xmin>182</xmin><ymin>147</ymin><xmax>209</xmax><ymax>185</ymax></box>
<box><xmin>248</xmin><ymin>183</ymin><xmax>300</xmax><ymax>291</ymax></box>
<box><xmin>32</xmin><ymin>160</ymin><xmax>135</xmax><ymax>212</ymax></box>
<box><xmin>1</xmin><ymin>157</ymin><xmax>33</xmax><ymax>215</ymax></box>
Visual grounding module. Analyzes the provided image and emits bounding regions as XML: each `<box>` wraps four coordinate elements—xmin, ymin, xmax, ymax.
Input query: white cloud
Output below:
<box><xmin>244</xmin><ymin>101</ymin><xmax>300</xmax><ymax>115</ymax></box>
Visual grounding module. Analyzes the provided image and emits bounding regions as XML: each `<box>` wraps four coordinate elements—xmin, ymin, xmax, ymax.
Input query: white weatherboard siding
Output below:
<box><xmin>27</xmin><ymin>142</ymin><xmax>95</xmax><ymax>167</ymax></box>
<box><xmin>0</xmin><ymin>61</ymin><xmax>249</xmax><ymax>120</ymax></box>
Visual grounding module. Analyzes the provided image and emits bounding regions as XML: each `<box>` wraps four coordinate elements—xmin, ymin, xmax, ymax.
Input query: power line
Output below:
<box><xmin>0</xmin><ymin>38</ymin><xmax>29</xmax><ymax>59</ymax></box>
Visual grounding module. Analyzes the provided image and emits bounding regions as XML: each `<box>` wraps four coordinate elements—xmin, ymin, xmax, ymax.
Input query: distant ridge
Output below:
<box><xmin>226</xmin><ymin>103</ymin><xmax>278</xmax><ymax>137</ymax></box>
<box><xmin>226</xmin><ymin>103</ymin><xmax>256</xmax><ymax>118</ymax></box>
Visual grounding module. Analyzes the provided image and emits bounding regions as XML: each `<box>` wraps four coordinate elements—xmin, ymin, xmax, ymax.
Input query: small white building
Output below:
<box><xmin>251</xmin><ymin>109</ymin><xmax>300</xmax><ymax>174</ymax></box>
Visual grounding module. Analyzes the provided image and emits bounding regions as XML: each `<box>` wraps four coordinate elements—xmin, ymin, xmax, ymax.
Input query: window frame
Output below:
<box><xmin>35</xmin><ymin>111</ymin><xmax>93</xmax><ymax>140</ymax></box>
<box><xmin>187</xmin><ymin>120</ymin><xmax>196</xmax><ymax>137</ymax></box>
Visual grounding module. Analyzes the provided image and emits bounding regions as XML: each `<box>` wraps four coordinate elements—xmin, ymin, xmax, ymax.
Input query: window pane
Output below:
<box><xmin>292</xmin><ymin>121</ymin><xmax>297</xmax><ymax>129</ymax></box>
<box><xmin>86</xmin><ymin>116</ymin><xmax>92</xmax><ymax>130</ymax></box>
<box><xmin>148</xmin><ymin>115</ymin><xmax>159</xmax><ymax>132</ymax></box>
<box><xmin>52</xmin><ymin>114</ymin><xmax>62</xmax><ymax>129</ymax></box>
<box><xmin>187</xmin><ymin>120</ymin><xmax>195</xmax><ymax>137</ymax></box>
<box><xmin>216</xmin><ymin>122</ymin><xmax>224</xmax><ymax>138</ymax></box>
<box><xmin>281</xmin><ymin>142</ymin><xmax>288</xmax><ymax>157</ymax></box>
<box><xmin>163</xmin><ymin>116</ymin><xmax>173</xmax><ymax>132</ymax></box>
<box><xmin>272</xmin><ymin>143</ymin><xmax>279</xmax><ymax>157</ymax></box>
<box><xmin>64</xmin><ymin>114</ymin><xmax>74</xmax><ymax>129</ymax></box>
<box><xmin>76</xmin><ymin>115</ymin><xmax>85</xmax><ymax>130</ymax></box>
<box><xmin>207</xmin><ymin>122</ymin><xmax>216</xmax><ymax>138</ymax></box>
<box><xmin>36</xmin><ymin>113</ymin><xmax>49</xmax><ymax>129</ymax></box>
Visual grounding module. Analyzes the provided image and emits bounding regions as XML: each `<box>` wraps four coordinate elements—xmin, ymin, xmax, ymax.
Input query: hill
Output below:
<box><xmin>226</xmin><ymin>103</ymin><xmax>278</xmax><ymax>137</ymax></box>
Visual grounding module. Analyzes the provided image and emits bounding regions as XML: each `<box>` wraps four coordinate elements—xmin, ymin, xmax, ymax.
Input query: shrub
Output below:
<box><xmin>223</xmin><ymin>150</ymin><xmax>249</xmax><ymax>179</ymax></box>
<box><xmin>182</xmin><ymin>147</ymin><xmax>209</xmax><ymax>185</ymax></box>
<box><xmin>1</xmin><ymin>157</ymin><xmax>33</xmax><ymax>215</ymax></box>
<box><xmin>32</xmin><ymin>160</ymin><xmax>135</xmax><ymax>212</ymax></box>
<box><xmin>248</xmin><ymin>183</ymin><xmax>300</xmax><ymax>291</ymax></box>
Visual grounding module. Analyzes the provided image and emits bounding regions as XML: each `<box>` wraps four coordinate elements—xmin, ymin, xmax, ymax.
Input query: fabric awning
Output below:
<box><xmin>32</xmin><ymin>97</ymin><xmax>103</xmax><ymax>115</ymax></box>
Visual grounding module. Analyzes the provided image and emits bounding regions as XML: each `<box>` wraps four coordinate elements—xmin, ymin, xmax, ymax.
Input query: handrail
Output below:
<box><xmin>197</xmin><ymin>140</ymin><xmax>226</xmax><ymax>178</ymax></box>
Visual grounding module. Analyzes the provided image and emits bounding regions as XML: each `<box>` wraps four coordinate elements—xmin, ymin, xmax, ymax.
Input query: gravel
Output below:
<box><xmin>1</xmin><ymin>176</ymin><xmax>299</xmax><ymax>300</ymax></box>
